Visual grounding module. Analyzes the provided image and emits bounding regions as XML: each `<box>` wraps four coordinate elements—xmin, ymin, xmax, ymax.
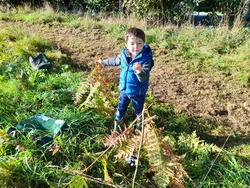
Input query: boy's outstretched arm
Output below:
<box><xmin>98</xmin><ymin>55</ymin><xmax>121</xmax><ymax>66</ymax></box>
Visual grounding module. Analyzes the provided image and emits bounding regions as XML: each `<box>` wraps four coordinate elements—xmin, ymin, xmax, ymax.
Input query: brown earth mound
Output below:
<box><xmin>1</xmin><ymin>20</ymin><xmax>249</xmax><ymax>141</ymax></box>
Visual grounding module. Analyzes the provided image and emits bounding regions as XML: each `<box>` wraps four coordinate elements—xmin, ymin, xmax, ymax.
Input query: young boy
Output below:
<box><xmin>98</xmin><ymin>27</ymin><xmax>154</xmax><ymax>131</ymax></box>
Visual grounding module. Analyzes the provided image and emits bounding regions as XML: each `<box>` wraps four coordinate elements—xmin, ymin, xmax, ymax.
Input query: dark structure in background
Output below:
<box><xmin>192</xmin><ymin>12</ymin><xmax>224</xmax><ymax>26</ymax></box>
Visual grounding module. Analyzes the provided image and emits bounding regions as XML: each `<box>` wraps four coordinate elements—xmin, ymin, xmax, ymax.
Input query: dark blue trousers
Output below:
<box><xmin>115</xmin><ymin>90</ymin><xmax>145</xmax><ymax>122</ymax></box>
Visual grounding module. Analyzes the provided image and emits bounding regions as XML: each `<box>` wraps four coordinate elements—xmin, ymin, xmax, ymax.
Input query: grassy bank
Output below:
<box><xmin>0</xmin><ymin>8</ymin><xmax>250</xmax><ymax>187</ymax></box>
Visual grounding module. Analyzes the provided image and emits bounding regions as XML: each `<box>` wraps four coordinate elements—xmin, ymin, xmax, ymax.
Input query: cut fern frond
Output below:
<box><xmin>73</xmin><ymin>56</ymin><xmax>119</xmax><ymax>115</ymax></box>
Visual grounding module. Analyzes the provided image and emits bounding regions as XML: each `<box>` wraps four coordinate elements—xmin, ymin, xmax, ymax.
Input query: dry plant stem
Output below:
<box><xmin>51</xmin><ymin>166</ymin><xmax>121</xmax><ymax>188</ymax></box>
<box><xmin>132</xmin><ymin>108</ymin><xmax>145</xmax><ymax>188</ymax></box>
<box><xmin>82</xmin><ymin>138</ymin><xmax>115</xmax><ymax>173</ymax></box>
<box><xmin>232</xmin><ymin>0</ymin><xmax>249</xmax><ymax>30</ymax></box>
<box><xmin>198</xmin><ymin>133</ymin><xmax>232</xmax><ymax>188</ymax></box>
<box><xmin>47</xmin><ymin>165</ymin><xmax>144</xmax><ymax>188</ymax></box>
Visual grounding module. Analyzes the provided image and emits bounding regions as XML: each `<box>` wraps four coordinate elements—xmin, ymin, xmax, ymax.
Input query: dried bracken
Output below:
<box><xmin>103</xmin><ymin>109</ymin><xmax>194</xmax><ymax>187</ymax></box>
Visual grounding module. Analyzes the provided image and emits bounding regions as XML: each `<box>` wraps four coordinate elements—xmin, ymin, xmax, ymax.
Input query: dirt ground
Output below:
<box><xmin>1</xmin><ymin>20</ymin><xmax>249</xmax><ymax>142</ymax></box>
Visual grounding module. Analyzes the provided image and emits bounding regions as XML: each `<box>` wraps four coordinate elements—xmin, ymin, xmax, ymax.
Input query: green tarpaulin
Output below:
<box><xmin>8</xmin><ymin>114</ymin><xmax>66</xmax><ymax>145</ymax></box>
<box><xmin>16</xmin><ymin>114</ymin><xmax>65</xmax><ymax>138</ymax></box>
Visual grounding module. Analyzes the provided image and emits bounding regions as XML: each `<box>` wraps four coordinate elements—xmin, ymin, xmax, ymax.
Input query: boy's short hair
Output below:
<box><xmin>125</xmin><ymin>27</ymin><xmax>145</xmax><ymax>43</ymax></box>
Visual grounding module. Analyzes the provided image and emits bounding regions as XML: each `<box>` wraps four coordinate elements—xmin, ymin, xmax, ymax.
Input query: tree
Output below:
<box><xmin>122</xmin><ymin>0</ymin><xmax>202</xmax><ymax>25</ymax></box>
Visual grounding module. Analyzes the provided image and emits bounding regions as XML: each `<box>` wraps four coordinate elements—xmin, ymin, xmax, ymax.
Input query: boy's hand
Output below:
<box><xmin>133</xmin><ymin>62</ymin><xmax>142</xmax><ymax>73</ymax></box>
<box><xmin>97</xmin><ymin>59</ymin><xmax>104</xmax><ymax>66</ymax></box>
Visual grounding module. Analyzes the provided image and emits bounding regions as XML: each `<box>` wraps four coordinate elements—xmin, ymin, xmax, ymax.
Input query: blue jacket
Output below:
<box><xmin>103</xmin><ymin>44</ymin><xmax>154</xmax><ymax>95</ymax></box>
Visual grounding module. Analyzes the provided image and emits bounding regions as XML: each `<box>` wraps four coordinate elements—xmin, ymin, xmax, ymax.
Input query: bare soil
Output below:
<box><xmin>1</xmin><ymin>20</ymin><xmax>249</xmax><ymax>144</ymax></box>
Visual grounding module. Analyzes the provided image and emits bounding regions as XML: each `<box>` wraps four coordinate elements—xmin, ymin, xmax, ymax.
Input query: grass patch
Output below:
<box><xmin>0</xmin><ymin>8</ymin><xmax>249</xmax><ymax>187</ymax></box>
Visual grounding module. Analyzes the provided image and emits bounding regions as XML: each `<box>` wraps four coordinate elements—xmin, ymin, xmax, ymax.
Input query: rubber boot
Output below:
<box><xmin>114</xmin><ymin>120</ymin><xmax>118</xmax><ymax>131</ymax></box>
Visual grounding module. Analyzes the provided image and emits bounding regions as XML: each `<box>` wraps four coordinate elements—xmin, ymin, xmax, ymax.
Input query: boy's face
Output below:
<box><xmin>126</xmin><ymin>35</ymin><xmax>144</xmax><ymax>57</ymax></box>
